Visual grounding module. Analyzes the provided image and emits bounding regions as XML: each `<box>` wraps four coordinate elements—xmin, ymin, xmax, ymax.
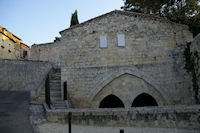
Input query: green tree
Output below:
<box><xmin>70</xmin><ymin>10</ymin><xmax>79</xmax><ymax>27</ymax></box>
<box><xmin>122</xmin><ymin>0</ymin><xmax>200</xmax><ymax>36</ymax></box>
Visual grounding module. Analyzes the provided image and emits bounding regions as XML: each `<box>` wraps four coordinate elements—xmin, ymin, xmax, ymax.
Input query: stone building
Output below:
<box><xmin>0</xmin><ymin>25</ymin><xmax>30</xmax><ymax>59</ymax></box>
<box><xmin>30</xmin><ymin>10</ymin><xmax>194</xmax><ymax>109</ymax></box>
<box><xmin>1</xmin><ymin>10</ymin><xmax>199</xmax><ymax>133</ymax></box>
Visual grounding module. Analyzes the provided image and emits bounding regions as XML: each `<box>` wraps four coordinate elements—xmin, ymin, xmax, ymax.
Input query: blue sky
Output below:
<box><xmin>1</xmin><ymin>0</ymin><xmax>124</xmax><ymax>46</ymax></box>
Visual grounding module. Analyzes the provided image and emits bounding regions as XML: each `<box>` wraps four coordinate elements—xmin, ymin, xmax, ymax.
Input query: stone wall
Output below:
<box><xmin>190</xmin><ymin>34</ymin><xmax>200</xmax><ymax>103</ymax></box>
<box><xmin>37</xmin><ymin>105</ymin><xmax>200</xmax><ymax>133</ymax></box>
<box><xmin>0</xmin><ymin>59</ymin><xmax>52</xmax><ymax>91</ymax></box>
<box><xmin>30</xmin><ymin>10</ymin><xmax>194</xmax><ymax>108</ymax></box>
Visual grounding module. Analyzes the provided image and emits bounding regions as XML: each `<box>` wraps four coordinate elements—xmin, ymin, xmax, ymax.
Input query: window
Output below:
<box><xmin>1</xmin><ymin>39</ymin><xmax>4</xmax><ymax>48</ymax></box>
<box><xmin>100</xmin><ymin>35</ymin><xmax>107</xmax><ymax>48</ymax></box>
<box><xmin>117</xmin><ymin>34</ymin><xmax>125</xmax><ymax>47</ymax></box>
<box><xmin>8</xmin><ymin>44</ymin><xmax>11</xmax><ymax>52</ymax></box>
<box><xmin>23</xmin><ymin>50</ymin><xmax>28</xmax><ymax>58</ymax></box>
<box><xmin>120</xmin><ymin>129</ymin><xmax>124</xmax><ymax>133</ymax></box>
<box><xmin>8</xmin><ymin>44</ymin><xmax>11</xmax><ymax>50</ymax></box>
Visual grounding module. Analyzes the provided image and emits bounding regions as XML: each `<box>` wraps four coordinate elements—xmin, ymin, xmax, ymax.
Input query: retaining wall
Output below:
<box><xmin>0</xmin><ymin>59</ymin><xmax>52</xmax><ymax>91</ymax></box>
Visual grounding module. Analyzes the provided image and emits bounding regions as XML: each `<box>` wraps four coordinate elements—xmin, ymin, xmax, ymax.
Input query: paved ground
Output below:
<box><xmin>0</xmin><ymin>91</ymin><xmax>33</xmax><ymax>133</ymax></box>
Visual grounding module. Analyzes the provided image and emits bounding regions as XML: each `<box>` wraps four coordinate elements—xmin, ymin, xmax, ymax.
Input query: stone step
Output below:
<box><xmin>50</xmin><ymin>81</ymin><xmax>60</xmax><ymax>83</ymax></box>
<box><xmin>50</xmin><ymin>83</ymin><xmax>61</xmax><ymax>86</ymax></box>
<box><xmin>50</xmin><ymin>90</ymin><xmax>61</xmax><ymax>93</ymax></box>
<box><xmin>50</xmin><ymin>85</ymin><xmax>61</xmax><ymax>88</ymax></box>
<box><xmin>53</xmin><ymin>105</ymin><xmax>66</xmax><ymax>109</ymax></box>
<box><xmin>50</xmin><ymin>90</ymin><xmax>60</xmax><ymax>92</ymax></box>
<box><xmin>52</xmin><ymin>100</ymin><xmax>66</xmax><ymax>109</ymax></box>
<box><xmin>50</xmin><ymin>91</ymin><xmax>61</xmax><ymax>93</ymax></box>
<box><xmin>50</xmin><ymin>85</ymin><xmax>60</xmax><ymax>87</ymax></box>
<box><xmin>50</xmin><ymin>74</ymin><xmax>61</xmax><ymax>76</ymax></box>
<box><xmin>51</xmin><ymin>93</ymin><xmax>61</xmax><ymax>96</ymax></box>
<box><xmin>51</xmin><ymin>98</ymin><xmax>63</xmax><ymax>101</ymax></box>
<box><xmin>50</xmin><ymin>92</ymin><xmax>60</xmax><ymax>94</ymax></box>
<box><xmin>42</xmin><ymin>68</ymin><xmax>65</xmax><ymax>109</ymax></box>
<box><xmin>49</xmin><ymin>76</ymin><xmax>61</xmax><ymax>81</ymax></box>
<box><xmin>52</xmin><ymin>102</ymin><xmax>65</xmax><ymax>106</ymax></box>
<box><xmin>50</xmin><ymin>80</ymin><xmax>60</xmax><ymax>82</ymax></box>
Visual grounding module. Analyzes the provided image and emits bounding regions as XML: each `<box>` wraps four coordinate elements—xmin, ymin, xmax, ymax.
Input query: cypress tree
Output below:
<box><xmin>70</xmin><ymin>10</ymin><xmax>79</xmax><ymax>27</ymax></box>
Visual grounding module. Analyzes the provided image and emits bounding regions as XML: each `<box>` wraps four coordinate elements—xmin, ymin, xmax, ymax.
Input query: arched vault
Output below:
<box><xmin>91</xmin><ymin>73</ymin><xmax>166</xmax><ymax>108</ymax></box>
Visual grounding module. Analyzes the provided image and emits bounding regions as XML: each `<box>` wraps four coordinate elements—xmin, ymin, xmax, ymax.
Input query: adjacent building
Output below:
<box><xmin>0</xmin><ymin>25</ymin><xmax>30</xmax><ymax>59</ymax></box>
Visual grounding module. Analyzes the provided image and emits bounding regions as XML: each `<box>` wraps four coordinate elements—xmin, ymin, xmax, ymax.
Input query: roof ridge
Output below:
<box><xmin>59</xmin><ymin>10</ymin><xmax>187</xmax><ymax>34</ymax></box>
<box><xmin>59</xmin><ymin>10</ymin><xmax>116</xmax><ymax>34</ymax></box>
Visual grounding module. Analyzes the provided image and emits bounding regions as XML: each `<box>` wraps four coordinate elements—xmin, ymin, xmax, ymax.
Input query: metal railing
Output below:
<box><xmin>45</xmin><ymin>73</ymin><xmax>51</xmax><ymax>108</ymax></box>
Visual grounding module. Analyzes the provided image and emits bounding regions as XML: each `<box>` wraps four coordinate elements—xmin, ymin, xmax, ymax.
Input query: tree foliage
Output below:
<box><xmin>122</xmin><ymin>0</ymin><xmax>200</xmax><ymax>36</ymax></box>
<box><xmin>70</xmin><ymin>10</ymin><xmax>79</xmax><ymax>27</ymax></box>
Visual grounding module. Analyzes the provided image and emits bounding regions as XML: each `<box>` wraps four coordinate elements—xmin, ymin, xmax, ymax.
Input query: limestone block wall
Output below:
<box><xmin>190</xmin><ymin>34</ymin><xmax>200</xmax><ymax>103</ymax></box>
<box><xmin>38</xmin><ymin>105</ymin><xmax>200</xmax><ymax>133</ymax></box>
<box><xmin>30</xmin><ymin>42</ymin><xmax>64</xmax><ymax>66</ymax></box>
<box><xmin>30</xmin><ymin>11</ymin><xmax>194</xmax><ymax>108</ymax></box>
<box><xmin>0</xmin><ymin>59</ymin><xmax>52</xmax><ymax>91</ymax></box>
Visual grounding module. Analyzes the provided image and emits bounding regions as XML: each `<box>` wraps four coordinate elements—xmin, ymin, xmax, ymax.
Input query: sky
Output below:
<box><xmin>1</xmin><ymin>0</ymin><xmax>124</xmax><ymax>46</ymax></box>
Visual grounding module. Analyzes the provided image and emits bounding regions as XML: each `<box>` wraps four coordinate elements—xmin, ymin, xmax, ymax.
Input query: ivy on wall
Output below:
<box><xmin>184</xmin><ymin>42</ymin><xmax>200</xmax><ymax>104</ymax></box>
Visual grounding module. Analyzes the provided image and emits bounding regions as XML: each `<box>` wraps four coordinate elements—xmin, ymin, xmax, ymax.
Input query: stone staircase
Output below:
<box><xmin>36</xmin><ymin>68</ymin><xmax>68</xmax><ymax>109</ymax></box>
<box><xmin>49</xmin><ymin>68</ymin><xmax>67</xmax><ymax>109</ymax></box>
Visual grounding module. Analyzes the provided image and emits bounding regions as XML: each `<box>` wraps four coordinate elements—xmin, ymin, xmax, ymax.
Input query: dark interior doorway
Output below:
<box><xmin>99</xmin><ymin>94</ymin><xmax>125</xmax><ymax>108</ymax></box>
<box><xmin>132</xmin><ymin>93</ymin><xmax>158</xmax><ymax>107</ymax></box>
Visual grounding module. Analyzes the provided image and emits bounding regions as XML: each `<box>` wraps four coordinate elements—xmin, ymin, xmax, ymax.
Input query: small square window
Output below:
<box><xmin>1</xmin><ymin>39</ymin><xmax>4</xmax><ymax>47</ymax></box>
<box><xmin>120</xmin><ymin>129</ymin><xmax>124</xmax><ymax>133</ymax></box>
<box><xmin>8</xmin><ymin>44</ymin><xmax>11</xmax><ymax>50</ymax></box>
<box><xmin>100</xmin><ymin>35</ymin><xmax>107</xmax><ymax>48</ymax></box>
<box><xmin>23</xmin><ymin>50</ymin><xmax>28</xmax><ymax>58</ymax></box>
<box><xmin>117</xmin><ymin>34</ymin><xmax>125</xmax><ymax>47</ymax></box>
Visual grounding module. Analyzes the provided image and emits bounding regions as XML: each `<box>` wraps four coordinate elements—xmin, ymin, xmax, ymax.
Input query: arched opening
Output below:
<box><xmin>132</xmin><ymin>93</ymin><xmax>158</xmax><ymax>107</ymax></box>
<box><xmin>99</xmin><ymin>94</ymin><xmax>125</xmax><ymax>108</ymax></box>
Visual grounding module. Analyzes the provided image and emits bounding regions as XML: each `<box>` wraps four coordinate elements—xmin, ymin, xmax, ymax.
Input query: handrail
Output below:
<box><xmin>30</xmin><ymin>63</ymin><xmax>55</xmax><ymax>101</ymax></box>
<box><xmin>45</xmin><ymin>73</ymin><xmax>51</xmax><ymax>108</ymax></box>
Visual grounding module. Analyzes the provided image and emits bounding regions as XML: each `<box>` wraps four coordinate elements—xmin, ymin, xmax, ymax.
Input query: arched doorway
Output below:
<box><xmin>132</xmin><ymin>93</ymin><xmax>158</xmax><ymax>107</ymax></box>
<box><xmin>99</xmin><ymin>94</ymin><xmax>125</xmax><ymax>108</ymax></box>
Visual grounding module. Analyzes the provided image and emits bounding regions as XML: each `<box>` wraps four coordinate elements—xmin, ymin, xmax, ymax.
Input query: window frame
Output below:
<box><xmin>117</xmin><ymin>34</ymin><xmax>125</xmax><ymax>47</ymax></box>
<box><xmin>99</xmin><ymin>35</ymin><xmax>107</xmax><ymax>48</ymax></box>
<box><xmin>1</xmin><ymin>39</ymin><xmax>4</xmax><ymax>48</ymax></box>
<box><xmin>8</xmin><ymin>44</ymin><xmax>11</xmax><ymax>52</ymax></box>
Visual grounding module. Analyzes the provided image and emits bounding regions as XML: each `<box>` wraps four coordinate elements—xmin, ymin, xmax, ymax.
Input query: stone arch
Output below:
<box><xmin>91</xmin><ymin>73</ymin><xmax>166</xmax><ymax>108</ymax></box>
<box><xmin>89</xmin><ymin>67</ymin><xmax>162</xmax><ymax>101</ymax></box>
<box><xmin>132</xmin><ymin>93</ymin><xmax>158</xmax><ymax>107</ymax></box>
<box><xmin>99</xmin><ymin>94</ymin><xmax>125</xmax><ymax>108</ymax></box>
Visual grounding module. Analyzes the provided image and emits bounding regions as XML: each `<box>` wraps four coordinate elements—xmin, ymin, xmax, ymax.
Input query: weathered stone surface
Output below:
<box><xmin>0</xmin><ymin>59</ymin><xmax>52</xmax><ymax>91</ymax></box>
<box><xmin>190</xmin><ymin>34</ymin><xmax>200</xmax><ymax>103</ymax></box>
<box><xmin>30</xmin><ymin>10</ymin><xmax>194</xmax><ymax>108</ymax></box>
<box><xmin>0</xmin><ymin>91</ymin><xmax>33</xmax><ymax>133</ymax></box>
<box><xmin>42</xmin><ymin>105</ymin><xmax>200</xmax><ymax>131</ymax></box>
<box><xmin>38</xmin><ymin>123</ymin><xmax>200</xmax><ymax>133</ymax></box>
